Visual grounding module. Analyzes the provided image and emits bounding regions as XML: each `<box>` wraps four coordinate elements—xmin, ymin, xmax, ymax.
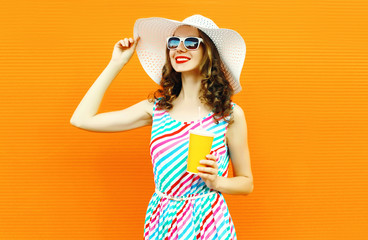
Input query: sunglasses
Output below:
<box><xmin>166</xmin><ymin>36</ymin><xmax>203</xmax><ymax>50</ymax></box>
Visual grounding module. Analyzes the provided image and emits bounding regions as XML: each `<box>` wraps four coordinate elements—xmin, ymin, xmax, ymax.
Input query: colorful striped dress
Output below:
<box><xmin>143</xmin><ymin>98</ymin><xmax>237</xmax><ymax>239</ymax></box>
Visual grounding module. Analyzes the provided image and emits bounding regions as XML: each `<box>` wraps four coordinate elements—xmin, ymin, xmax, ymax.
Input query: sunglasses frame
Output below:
<box><xmin>166</xmin><ymin>36</ymin><xmax>204</xmax><ymax>51</ymax></box>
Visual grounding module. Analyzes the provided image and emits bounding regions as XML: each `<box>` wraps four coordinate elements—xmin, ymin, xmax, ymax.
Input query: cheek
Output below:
<box><xmin>196</xmin><ymin>48</ymin><xmax>204</xmax><ymax>61</ymax></box>
<box><xmin>195</xmin><ymin>52</ymin><xmax>204</xmax><ymax>63</ymax></box>
<box><xmin>168</xmin><ymin>53</ymin><xmax>175</xmax><ymax>64</ymax></box>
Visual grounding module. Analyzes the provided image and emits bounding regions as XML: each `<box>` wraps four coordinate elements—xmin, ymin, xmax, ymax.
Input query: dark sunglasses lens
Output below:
<box><xmin>184</xmin><ymin>37</ymin><xmax>199</xmax><ymax>49</ymax></box>
<box><xmin>168</xmin><ymin>37</ymin><xmax>180</xmax><ymax>49</ymax></box>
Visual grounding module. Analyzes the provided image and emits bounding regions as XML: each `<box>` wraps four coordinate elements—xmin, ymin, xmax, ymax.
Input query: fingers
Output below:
<box><xmin>197</xmin><ymin>154</ymin><xmax>219</xmax><ymax>189</ymax></box>
<box><xmin>206</xmin><ymin>154</ymin><xmax>217</xmax><ymax>161</ymax></box>
<box><xmin>198</xmin><ymin>172</ymin><xmax>214</xmax><ymax>180</ymax></box>
<box><xmin>197</xmin><ymin>166</ymin><xmax>217</xmax><ymax>175</ymax></box>
<box><xmin>198</xmin><ymin>156</ymin><xmax>218</xmax><ymax>175</ymax></box>
<box><xmin>119</xmin><ymin>38</ymin><xmax>131</xmax><ymax>47</ymax></box>
<box><xmin>198</xmin><ymin>153</ymin><xmax>218</xmax><ymax>171</ymax></box>
<box><xmin>200</xmin><ymin>159</ymin><xmax>217</xmax><ymax>167</ymax></box>
<box><xmin>200</xmin><ymin>155</ymin><xmax>217</xmax><ymax>165</ymax></box>
<box><xmin>119</xmin><ymin>37</ymin><xmax>139</xmax><ymax>48</ymax></box>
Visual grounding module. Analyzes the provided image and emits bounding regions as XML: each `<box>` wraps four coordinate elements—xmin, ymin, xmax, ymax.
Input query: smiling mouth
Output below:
<box><xmin>175</xmin><ymin>57</ymin><xmax>190</xmax><ymax>63</ymax></box>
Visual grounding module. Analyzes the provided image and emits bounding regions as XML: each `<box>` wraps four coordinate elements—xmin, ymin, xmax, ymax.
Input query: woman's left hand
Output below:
<box><xmin>197</xmin><ymin>154</ymin><xmax>219</xmax><ymax>190</ymax></box>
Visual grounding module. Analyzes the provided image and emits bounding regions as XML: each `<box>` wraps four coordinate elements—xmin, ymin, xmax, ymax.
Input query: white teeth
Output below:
<box><xmin>176</xmin><ymin>58</ymin><xmax>190</xmax><ymax>61</ymax></box>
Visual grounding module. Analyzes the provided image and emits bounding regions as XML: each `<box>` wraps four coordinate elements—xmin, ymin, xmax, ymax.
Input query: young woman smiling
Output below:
<box><xmin>70</xmin><ymin>14</ymin><xmax>253</xmax><ymax>240</ymax></box>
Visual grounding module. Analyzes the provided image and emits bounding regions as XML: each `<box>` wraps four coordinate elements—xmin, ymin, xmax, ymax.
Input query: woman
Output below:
<box><xmin>71</xmin><ymin>14</ymin><xmax>253</xmax><ymax>239</ymax></box>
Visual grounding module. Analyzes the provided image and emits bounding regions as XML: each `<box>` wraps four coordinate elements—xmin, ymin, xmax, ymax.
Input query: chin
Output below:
<box><xmin>172</xmin><ymin>65</ymin><xmax>196</xmax><ymax>72</ymax></box>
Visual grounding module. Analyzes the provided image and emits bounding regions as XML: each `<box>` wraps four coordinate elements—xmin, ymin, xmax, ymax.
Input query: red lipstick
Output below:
<box><xmin>175</xmin><ymin>56</ymin><xmax>191</xmax><ymax>64</ymax></box>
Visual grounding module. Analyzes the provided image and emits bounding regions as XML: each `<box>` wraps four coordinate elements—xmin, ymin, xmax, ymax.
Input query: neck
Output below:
<box><xmin>178</xmin><ymin>71</ymin><xmax>202</xmax><ymax>103</ymax></box>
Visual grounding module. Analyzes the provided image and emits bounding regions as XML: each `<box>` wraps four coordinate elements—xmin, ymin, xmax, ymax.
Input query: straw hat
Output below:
<box><xmin>133</xmin><ymin>14</ymin><xmax>246</xmax><ymax>94</ymax></box>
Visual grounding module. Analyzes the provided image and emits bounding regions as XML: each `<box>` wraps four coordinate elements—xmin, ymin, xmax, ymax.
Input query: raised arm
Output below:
<box><xmin>70</xmin><ymin>36</ymin><xmax>154</xmax><ymax>132</ymax></box>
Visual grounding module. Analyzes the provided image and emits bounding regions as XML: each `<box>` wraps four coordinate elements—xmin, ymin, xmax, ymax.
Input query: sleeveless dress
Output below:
<box><xmin>143</xmin><ymin>98</ymin><xmax>237</xmax><ymax>240</ymax></box>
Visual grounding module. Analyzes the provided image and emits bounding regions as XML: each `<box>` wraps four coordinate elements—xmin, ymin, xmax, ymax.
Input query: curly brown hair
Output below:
<box><xmin>148</xmin><ymin>27</ymin><xmax>234</xmax><ymax>125</ymax></box>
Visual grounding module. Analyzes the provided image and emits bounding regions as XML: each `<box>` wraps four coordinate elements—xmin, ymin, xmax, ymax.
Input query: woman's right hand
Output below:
<box><xmin>110</xmin><ymin>36</ymin><xmax>140</xmax><ymax>66</ymax></box>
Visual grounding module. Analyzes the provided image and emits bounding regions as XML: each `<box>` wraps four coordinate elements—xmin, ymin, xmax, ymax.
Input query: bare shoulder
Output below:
<box><xmin>233</xmin><ymin>104</ymin><xmax>245</xmax><ymax>119</ymax></box>
<box><xmin>227</xmin><ymin>104</ymin><xmax>247</xmax><ymax>141</ymax></box>
<box><xmin>230</xmin><ymin>104</ymin><xmax>246</xmax><ymax>125</ymax></box>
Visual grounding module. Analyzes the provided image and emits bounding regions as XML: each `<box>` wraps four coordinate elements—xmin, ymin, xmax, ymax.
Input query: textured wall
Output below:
<box><xmin>1</xmin><ymin>0</ymin><xmax>367</xmax><ymax>239</ymax></box>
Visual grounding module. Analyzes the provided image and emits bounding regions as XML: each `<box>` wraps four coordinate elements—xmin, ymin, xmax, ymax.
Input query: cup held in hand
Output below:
<box><xmin>187</xmin><ymin>129</ymin><xmax>215</xmax><ymax>174</ymax></box>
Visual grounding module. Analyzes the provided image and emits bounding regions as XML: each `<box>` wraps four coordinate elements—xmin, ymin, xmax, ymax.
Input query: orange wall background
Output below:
<box><xmin>1</xmin><ymin>0</ymin><xmax>367</xmax><ymax>239</ymax></box>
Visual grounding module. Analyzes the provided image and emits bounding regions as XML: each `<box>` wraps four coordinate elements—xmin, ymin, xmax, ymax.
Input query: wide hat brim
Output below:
<box><xmin>133</xmin><ymin>14</ymin><xmax>246</xmax><ymax>94</ymax></box>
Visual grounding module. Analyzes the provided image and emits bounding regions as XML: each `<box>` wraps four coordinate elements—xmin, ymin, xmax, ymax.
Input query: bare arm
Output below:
<box><xmin>71</xmin><ymin>99</ymin><xmax>153</xmax><ymax>132</ymax></box>
<box><xmin>214</xmin><ymin>105</ymin><xmax>253</xmax><ymax>195</ymax></box>
<box><xmin>70</xmin><ymin>36</ymin><xmax>153</xmax><ymax>132</ymax></box>
<box><xmin>196</xmin><ymin>104</ymin><xmax>254</xmax><ymax>195</ymax></box>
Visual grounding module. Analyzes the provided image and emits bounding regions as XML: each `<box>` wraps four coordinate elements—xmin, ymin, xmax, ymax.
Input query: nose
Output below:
<box><xmin>176</xmin><ymin>40</ymin><xmax>186</xmax><ymax>52</ymax></box>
